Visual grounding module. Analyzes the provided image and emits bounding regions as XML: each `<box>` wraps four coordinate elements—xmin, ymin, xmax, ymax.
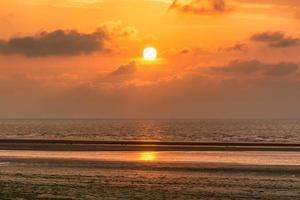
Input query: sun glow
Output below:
<box><xmin>143</xmin><ymin>47</ymin><xmax>157</xmax><ymax>61</ymax></box>
<box><xmin>139</xmin><ymin>152</ymin><xmax>157</xmax><ymax>161</ymax></box>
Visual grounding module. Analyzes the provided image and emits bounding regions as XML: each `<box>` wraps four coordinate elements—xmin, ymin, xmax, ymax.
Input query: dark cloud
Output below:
<box><xmin>110</xmin><ymin>61</ymin><xmax>137</xmax><ymax>76</ymax></box>
<box><xmin>219</xmin><ymin>43</ymin><xmax>247</xmax><ymax>52</ymax></box>
<box><xmin>251</xmin><ymin>31</ymin><xmax>299</xmax><ymax>48</ymax></box>
<box><xmin>210</xmin><ymin>60</ymin><xmax>299</xmax><ymax>77</ymax></box>
<box><xmin>0</xmin><ymin>29</ymin><xmax>108</xmax><ymax>57</ymax></box>
<box><xmin>169</xmin><ymin>0</ymin><xmax>227</xmax><ymax>15</ymax></box>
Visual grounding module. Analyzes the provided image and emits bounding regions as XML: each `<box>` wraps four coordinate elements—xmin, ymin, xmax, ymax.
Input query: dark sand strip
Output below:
<box><xmin>1</xmin><ymin>139</ymin><xmax>300</xmax><ymax>146</ymax></box>
<box><xmin>0</xmin><ymin>139</ymin><xmax>300</xmax><ymax>151</ymax></box>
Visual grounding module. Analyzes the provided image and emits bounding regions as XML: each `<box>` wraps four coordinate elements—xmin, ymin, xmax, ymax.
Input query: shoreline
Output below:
<box><xmin>1</xmin><ymin>156</ymin><xmax>300</xmax><ymax>173</ymax></box>
<box><xmin>1</xmin><ymin>150</ymin><xmax>300</xmax><ymax>166</ymax></box>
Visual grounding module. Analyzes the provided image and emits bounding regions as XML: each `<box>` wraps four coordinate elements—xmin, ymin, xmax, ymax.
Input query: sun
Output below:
<box><xmin>143</xmin><ymin>47</ymin><xmax>157</xmax><ymax>61</ymax></box>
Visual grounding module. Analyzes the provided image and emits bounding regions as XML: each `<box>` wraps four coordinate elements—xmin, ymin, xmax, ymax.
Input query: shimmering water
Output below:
<box><xmin>0</xmin><ymin>119</ymin><xmax>300</xmax><ymax>143</ymax></box>
<box><xmin>1</xmin><ymin>151</ymin><xmax>300</xmax><ymax>165</ymax></box>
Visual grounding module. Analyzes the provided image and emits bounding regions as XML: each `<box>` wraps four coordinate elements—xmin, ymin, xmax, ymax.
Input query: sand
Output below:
<box><xmin>0</xmin><ymin>150</ymin><xmax>299</xmax><ymax>200</ymax></box>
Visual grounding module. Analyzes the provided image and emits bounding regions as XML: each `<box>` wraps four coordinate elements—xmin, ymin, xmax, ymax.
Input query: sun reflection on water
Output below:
<box><xmin>139</xmin><ymin>152</ymin><xmax>157</xmax><ymax>161</ymax></box>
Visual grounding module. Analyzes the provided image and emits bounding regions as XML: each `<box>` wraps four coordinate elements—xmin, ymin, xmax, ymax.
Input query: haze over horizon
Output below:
<box><xmin>1</xmin><ymin>0</ymin><xmax>300</xmax><ymax>118</ymax></box>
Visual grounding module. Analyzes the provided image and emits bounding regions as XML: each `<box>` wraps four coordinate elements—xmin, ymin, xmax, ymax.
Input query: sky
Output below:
<box><xmin>0</xmin><ymin>0</ymin><xmax>300</xmax><ymax>118</ymax></box>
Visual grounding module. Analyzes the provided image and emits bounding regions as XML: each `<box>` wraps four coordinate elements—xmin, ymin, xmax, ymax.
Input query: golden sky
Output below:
<box><xmin>0</xmin><ymin>0</ymin><xmax>300</xmax><ymax>118</ymax></box>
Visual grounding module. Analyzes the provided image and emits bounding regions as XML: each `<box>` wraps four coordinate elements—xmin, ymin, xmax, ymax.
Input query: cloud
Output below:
<box><xmin>219</xmin><ymin>43</ymin><xmax>247</xmax><ymax>52</ymax></box>
<box><xmin>1</xmin><ymin>60</ymin><xmax>300</xmax><ymax>118</ymax></box>
<box><xmin>180</xmin><ymin>47</ymin><xmax>192</xmax><ymax>54</ymax></box>
<box><xmin>263</xmin><ymin>62</ymin><xmax>299</xmax><ymax>76</ymax></box>
<box><xmin>98</xmin><ymin>21</ymin><xmax>138</xmax><ymax>38</ymax></box>
<box><xmin>109</xmin><ymin>61</ymin><xmax>137</xmax><ymax>76</ymax></box>
<box><xmin>169</xmin><ymin>0</ymin><xmax>228</xmax><ymax>15</ymax></box>
<box><xmin>211</xmin><ymin>60</ymin><xmax>262</xmax><ymax>75</ymax></box>
<box><xmin>210</xmin><ymin>60</ymin><xmax>299</xmax><ymax>77</ymax></box>
<box><xmin>0</xmin><ymin>29</ymin><xmax>108</xmax><ymax>57</ymax></box>
<box><xmin>251</xmin><ymin>31</ymin><xmax>299</xmax><ymax>48</ymax></box>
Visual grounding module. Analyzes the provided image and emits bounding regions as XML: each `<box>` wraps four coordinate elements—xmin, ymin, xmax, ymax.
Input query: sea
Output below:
<box><xmin>0</xmin><ymin>119</ymin><xmax>299</xmax><ymax>143</ymax></box>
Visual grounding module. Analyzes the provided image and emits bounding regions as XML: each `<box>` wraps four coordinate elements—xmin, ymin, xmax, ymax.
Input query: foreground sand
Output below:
<box><xmin>0</xmin><ymin>151</ymin><xmax>299</xmax><ymax>200</ymax></box>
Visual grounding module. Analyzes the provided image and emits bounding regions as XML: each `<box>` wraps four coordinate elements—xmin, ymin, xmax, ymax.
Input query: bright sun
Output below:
<box><xmin>143</xmin><ymin>47</ymin><xmax>157</xmax><ymax>61</ymax></box>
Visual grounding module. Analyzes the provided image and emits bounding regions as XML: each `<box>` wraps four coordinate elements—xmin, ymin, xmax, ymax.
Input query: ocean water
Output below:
<box><xmin>0</xmin><ymin>119</ymin><xmax>300</xmax><ymax>143</ymax></box>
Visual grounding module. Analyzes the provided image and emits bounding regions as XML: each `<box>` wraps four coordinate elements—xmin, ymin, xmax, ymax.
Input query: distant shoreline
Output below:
<box><xmin>0</xmin><ymin>139</ymin><xmax>300</xmax><ymax>151</ymax></box>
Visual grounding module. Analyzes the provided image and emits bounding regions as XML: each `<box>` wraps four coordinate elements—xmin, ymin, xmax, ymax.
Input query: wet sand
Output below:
<box><xmin>0</xmin><ymin>150</ymin><xmax>299</xmax><ymax>200</ymax></box>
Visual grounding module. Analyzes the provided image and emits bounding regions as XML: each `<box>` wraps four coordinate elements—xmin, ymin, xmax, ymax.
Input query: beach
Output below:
<box><xmin>0</xmin><ymin>120</ymin><xmax>300</xmax><ymax>199</ymax></box>
<box><xmin>0</xmin><ymin>150</ymin><xmax>299</xmax><ymax>200</ymax></box>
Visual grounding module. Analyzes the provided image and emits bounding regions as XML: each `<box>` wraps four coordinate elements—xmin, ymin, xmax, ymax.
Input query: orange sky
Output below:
<box><xmin>0</xmin><ymin>0</ymin><xmax>300</xmax><ymax>118</ymax></box>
